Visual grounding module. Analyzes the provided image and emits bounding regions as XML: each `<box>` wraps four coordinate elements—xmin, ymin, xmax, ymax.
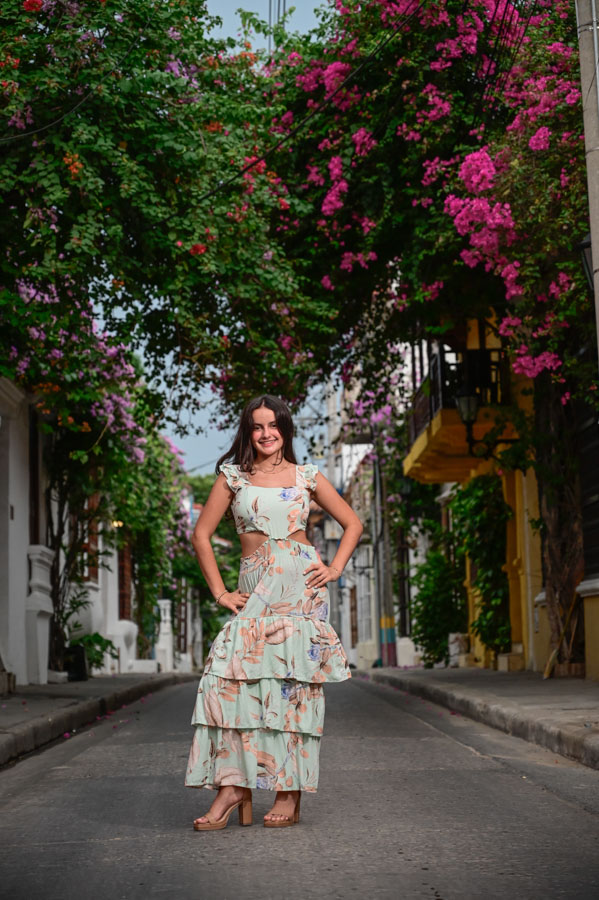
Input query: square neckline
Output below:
<box><xmin>243</xmin><ymin>463</ymin><xmax>299</xmax><ymax>490</ymax></box>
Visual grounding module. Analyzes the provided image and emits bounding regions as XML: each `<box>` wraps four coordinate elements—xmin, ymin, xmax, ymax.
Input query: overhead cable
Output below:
<box><xmin>0</xmin><ymin>3</ymin><xmax>154</xmax><ymax>145</ymax></box>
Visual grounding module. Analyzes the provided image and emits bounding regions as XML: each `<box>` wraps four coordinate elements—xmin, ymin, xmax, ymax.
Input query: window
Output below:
<box><xmin>118</xmin><ymin>545</ymin><xmax>132</xmax><ymax>620</ymax></box>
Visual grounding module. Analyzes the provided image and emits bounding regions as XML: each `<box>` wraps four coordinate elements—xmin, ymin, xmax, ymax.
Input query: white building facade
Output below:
<box><xmin>0</xmin><ymin>378</ymin><xmax>50</xmax><ymax>686</ymax></box>
<box><xmin>0</xmin><ymin>377</ymin><xmax>189</xmax><ymax>689</ymax></box>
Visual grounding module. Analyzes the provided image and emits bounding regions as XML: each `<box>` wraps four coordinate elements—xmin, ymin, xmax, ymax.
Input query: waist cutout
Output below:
<box><xmin>240</xmin><ymin>532</ymin><xmax>315</xmax><ymax>560</ymax></box>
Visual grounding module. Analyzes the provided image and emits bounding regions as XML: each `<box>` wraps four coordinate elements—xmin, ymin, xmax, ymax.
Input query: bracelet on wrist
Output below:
<box><xmin>330</xmin><ymin>566</ymin><xmax>341</xmax><ymax>578</ymax></box>
<box><xmin>215</xmin><ymin>588</ymin><xmax>229</xmax><ymax>604</ymax></box>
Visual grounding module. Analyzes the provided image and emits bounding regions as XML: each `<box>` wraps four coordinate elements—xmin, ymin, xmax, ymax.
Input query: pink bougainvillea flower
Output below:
<box><xmin>358</xmin><ymin>216</ymin><xmax>376</xmax><ymax>234</ymax></box>
<box><xmin>189</xmin><ymin>243</ymin><xmax>207</xmax><ymax>256</ymax></box>
<box><xmin>351</xmin><ymin>127</ymin><xmax>377</xmax><ymax>157</ymax></box>
<box><xmin>306</xmin><ymin>165</ymin><xmax>325</xmax><ymax>186</ymax></box>
<box><xmin>421</xmin><ymin>280</ymin><xmax>444</xmax><ymax>301</ymax></box>
<box><xmin>397</xmin><ymin>124</ymin><xmax>422</xmax><ymax>141</ymax></box>
<box><xmin>322</xmin><ymin>61</ymin><xmax>351</xmax><ymax>96</ymax></box>
<box><xmin>328</xmin><ymin>156</ymin><xmax>343</xmax><ymax>180</ymax></box>
<box><xmin>548</xmin><ymin>271</ymin><xmax>573</xmax><ymax>297</ymax></box>
<box><xmin>419</xmin><ymin>83</ymin><xmax>452</xmax><ymax>121</ymax></box>
<box><xmin>458</xmin><ymin>148</ymin><xmax>496</xmax><ymax>193</ymax></box>
<box><xmin>528</xmin><ymin>126</ymin><xmax>552</xmax><ymax>151</ymax></box>
<box><xmin>512</xmin><ymin>348</ymin><xmax>562</xmax><ymax>378</ymax></box>
<box><xmin>498</xmin><ymin>315</ymin><xmax>523</xmax><ymax>337</ymax></box>
<box><xmin>321</xmin><ymin>180</ymin><xmax>348</xmax><ymax>216</ymax></box>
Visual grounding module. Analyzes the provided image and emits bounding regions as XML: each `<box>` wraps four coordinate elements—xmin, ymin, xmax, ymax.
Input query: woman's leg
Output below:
<box><xmin>194</xmin><ymin>786</ymin><xmax>250</xmax><ymax>826</ymax></box>
<box><xmin>264</xmin><ymin>790</ymin><xmax>300</xmax><ymax>823</ymax></box>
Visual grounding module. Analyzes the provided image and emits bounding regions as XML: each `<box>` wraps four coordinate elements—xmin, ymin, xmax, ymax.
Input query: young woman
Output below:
<box><xmin>185</xmin><ymin>395</ymin><xmax>363</xmax><ymax>829</ymax></box>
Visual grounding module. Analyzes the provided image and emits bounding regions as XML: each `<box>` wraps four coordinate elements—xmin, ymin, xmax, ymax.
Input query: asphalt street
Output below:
<box><xmin>1</xmin><ymin>677</ymin><xmax>598</xmax><ymax>900</ymax></box>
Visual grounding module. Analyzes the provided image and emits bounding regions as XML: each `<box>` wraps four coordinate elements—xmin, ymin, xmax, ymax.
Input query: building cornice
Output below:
<box><xmin>0</xmin><ymin>377</ymin><xmax>26</xmax><ymax>416</ymax></box>
<box><xmin>577</xmin><ymin>577</ymin><xmax>599</xmax><ymax>599</ymax></box>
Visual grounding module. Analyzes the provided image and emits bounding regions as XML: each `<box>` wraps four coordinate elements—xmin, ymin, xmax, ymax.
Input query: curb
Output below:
<box><xmin>0</xmin><ymin>671</ymin><xmax>197</xmax><ymax>767</ymax></box>
<box><xmin>356</xmin><ymin>669</ymin><xmax>599</xmax><ymax>771</ymax></box>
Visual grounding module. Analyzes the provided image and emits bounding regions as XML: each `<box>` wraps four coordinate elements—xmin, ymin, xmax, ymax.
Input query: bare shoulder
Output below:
<box><xmin>207</xmin><ymin>472</ymin><xmax>231</xmax><ymax>498</ymax></box>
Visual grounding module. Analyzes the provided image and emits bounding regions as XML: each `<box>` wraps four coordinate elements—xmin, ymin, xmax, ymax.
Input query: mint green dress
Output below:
<box><xmin>184</xmin><ymin>463</ymin><xmax>351</xmax><ymax>793</ymax></box>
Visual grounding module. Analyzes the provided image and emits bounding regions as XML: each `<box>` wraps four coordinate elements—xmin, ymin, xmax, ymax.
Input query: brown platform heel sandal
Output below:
<box><xmin>193</xmin><ymin>788</ymin><xmax>253</xmax><ymax>831</ymax></box>
<box><xmin>264</xmin><ymin>792</ymin><xmax>301</xmax><ymax>828</ymax></box>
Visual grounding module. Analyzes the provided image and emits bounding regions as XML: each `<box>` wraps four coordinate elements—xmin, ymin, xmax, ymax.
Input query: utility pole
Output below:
<box><xmin>268</xmin><ymin>0</ymin><xmax>287</xmax><ymax>54</ymax></box>
<box><xmin>326</xmin><ymin>387</ymin><xmax>342</xmax><ymax>636</ymax></box>
<box><xmin>380</xmin><ymin>465</ymin><xmax>397</xmax><ymax>667</ymax></box>
<box><xmin>576</xmin><ymin>1</ymin><xmax>599</xmax><ymax>368</ymax></box>
<box><xmin>371</xmin><ymin>450</ymin><xmax>384</xmax><ymax>664</ymax></box>
<box><xmin>371</xmin><ymin>430</ymin><xmax>397</xmax><ymax>667</ymax></box>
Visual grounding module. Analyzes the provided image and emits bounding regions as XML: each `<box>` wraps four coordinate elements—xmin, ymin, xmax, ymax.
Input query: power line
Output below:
<box><xmin>186</xmin><ymin>457</ymin><xmax>221</xmax><ymax>472</ymax></box>
<box><xmin>153</xmin><ymin>0</ymin><xmax>427</xmax><ymax>224</ymax></box>
<box><xmin>0</xmin><ymin>4</ymin><xmax>155</xmax><ymax>145</ymax></box>
<box><xmin>2</xmin><ymin>0</ymin><xmax>426</xmax><ymax>204</ymax></box>
<box><xmin>474</xmin><ymin>0</ymin><xmax>540</xmax><ymax>127</ymax></box>
<box><xmin>2</xmin><ymin>0</ymin><xmax>426</xmax><ymax>211</ymax></box>
<box><xmin>268</xmin><ymin>0</ymin><xmax>288</xmax><ymax>55</ymax></box>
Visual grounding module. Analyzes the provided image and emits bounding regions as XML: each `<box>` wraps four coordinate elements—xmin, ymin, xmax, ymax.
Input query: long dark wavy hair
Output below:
<box><xmin>216</xmin><ymin>395</ymin><xmax>298</xmax><ymax>474</ymax></box>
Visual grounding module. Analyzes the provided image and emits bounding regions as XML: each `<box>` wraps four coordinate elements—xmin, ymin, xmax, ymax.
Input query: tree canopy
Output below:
<box><xmin>2</xmin><ymin>0</ymin><xmax>593</xmax><ymax>425</ymax></box>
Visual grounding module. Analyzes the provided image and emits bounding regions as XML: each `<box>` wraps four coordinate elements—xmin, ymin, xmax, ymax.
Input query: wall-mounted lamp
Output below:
<box><xmin>455</xmin><ymin>388</ymin><xmax>517</xmax><ymax>458</ymax></box>
<box><xmin>455</xmin><ymin>388</ymin><xmax>481</xmax><ymax>455</ymax></box>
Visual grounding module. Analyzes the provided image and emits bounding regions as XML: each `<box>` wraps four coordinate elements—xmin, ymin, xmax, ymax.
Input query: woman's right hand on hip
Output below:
<box><xmin>218</xmin><ymin>589</ymin><xmax>250</xmax><ymax>614</ymax></box>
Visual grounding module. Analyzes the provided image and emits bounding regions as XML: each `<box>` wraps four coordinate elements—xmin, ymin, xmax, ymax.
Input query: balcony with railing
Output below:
<box><xmin>403</xmin><ymin>343</ymin><xmax>513</xmax><ymax>484</ymax></box>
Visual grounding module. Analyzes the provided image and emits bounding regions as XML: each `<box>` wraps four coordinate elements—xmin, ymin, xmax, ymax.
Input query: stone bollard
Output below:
<box><xmin>26</xmin><ymin>545</ymin><xmax>54</xmax><ymax>684</ymax></box>
<box><xmin>155</xmin><ymin>599</ymin><xmax>174</xmax><ymax>673</ymax></box>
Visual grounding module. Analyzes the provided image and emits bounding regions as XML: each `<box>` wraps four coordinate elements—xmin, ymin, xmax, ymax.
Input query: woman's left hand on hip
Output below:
<box><xmin>303</xmin><ymin>561</ymin><xmax>339</xmax><ymax>589</ymax></box>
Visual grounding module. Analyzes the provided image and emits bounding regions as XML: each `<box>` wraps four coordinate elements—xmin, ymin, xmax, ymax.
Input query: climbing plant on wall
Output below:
<box><xmin>450</xmin><ymin>473</ymin><xmax>512</xmax><ymax>655</ymax></box>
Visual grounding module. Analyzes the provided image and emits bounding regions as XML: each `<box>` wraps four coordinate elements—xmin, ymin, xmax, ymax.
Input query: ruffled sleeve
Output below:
<box><xmin>219</xmin><ymin>463</ymin><xmax>242</xmax><ymax>492</ymax></box>
<box><xmin>298</xmin><ymin>463</ymin><xmax>319</xmax><ymax>493</ymax></box>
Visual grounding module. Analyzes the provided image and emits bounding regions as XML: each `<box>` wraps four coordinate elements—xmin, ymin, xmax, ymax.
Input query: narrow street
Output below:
<box><xmin>1</xmin><ymin>678</ymin><xmax>598</xmax><ymax>900</ymax></box>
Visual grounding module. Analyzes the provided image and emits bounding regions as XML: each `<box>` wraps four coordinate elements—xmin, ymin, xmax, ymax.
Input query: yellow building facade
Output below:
<box><xmin>402</xmin><ymin>319</ymin><xmax>566</xmax><ymax>675</ymax></box>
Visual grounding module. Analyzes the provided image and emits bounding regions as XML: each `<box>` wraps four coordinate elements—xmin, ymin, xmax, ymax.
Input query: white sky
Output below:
<box><xmin>207</xmin><ymin>1</ymin><xmax>322</xmax><ymax>46</ymax></box>
<box><xmin>163</xmin><ymin>1</ymin><xmax>324</xmax><ymax>473</ymax></box>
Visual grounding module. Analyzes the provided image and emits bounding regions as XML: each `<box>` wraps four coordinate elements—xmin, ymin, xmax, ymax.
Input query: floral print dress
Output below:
<box><xmin>185</xmin><ymin>463</ymin><xmax>351</xmax><ymax>793</ymax></box>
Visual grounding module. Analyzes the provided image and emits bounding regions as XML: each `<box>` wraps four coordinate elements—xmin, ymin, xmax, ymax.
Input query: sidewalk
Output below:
<box><xmin>0</xmin><ymin>671</ymin><xmax>197</xmax><ymax>767</ymax></box>
<box><xmin>356</xmin><ymin>666</ymin><xmax>599</xmax><ymax>770</ymax></box>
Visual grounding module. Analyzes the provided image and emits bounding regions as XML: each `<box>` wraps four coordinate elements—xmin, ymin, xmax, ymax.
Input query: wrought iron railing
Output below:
<box><xmin>408</xmin><ymin>347</ymin><xmax>510</xmax><ymax>446</ymax></box>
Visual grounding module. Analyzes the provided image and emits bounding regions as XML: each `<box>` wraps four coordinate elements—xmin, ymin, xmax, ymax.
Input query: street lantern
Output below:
<box><xmin>579</xmin><ymin>232</ymin><xmax>594</xmax><ymax>295</ymax></box>
<box><xmin>455</xmin><ymin>390</ymin><xmax>480</xmax><ymax>426</ymax></box>
<box><xmin>455</xmin><ymin>388</ymin><xmax>479</xmax><ymax>455</ymax></box>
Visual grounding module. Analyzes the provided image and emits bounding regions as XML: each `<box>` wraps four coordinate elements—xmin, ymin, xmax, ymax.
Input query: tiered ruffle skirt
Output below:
<box><xmin>185</xmin><ymin>538</ymin><xmax>351</xmax><ymax>792</ymax></box>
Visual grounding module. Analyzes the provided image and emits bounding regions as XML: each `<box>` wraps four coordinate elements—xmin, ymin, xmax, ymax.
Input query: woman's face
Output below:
<box><xmin>251</xmin><ymin>405</ymin><xmax>284</xmax><ymax>461</ymax></box>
